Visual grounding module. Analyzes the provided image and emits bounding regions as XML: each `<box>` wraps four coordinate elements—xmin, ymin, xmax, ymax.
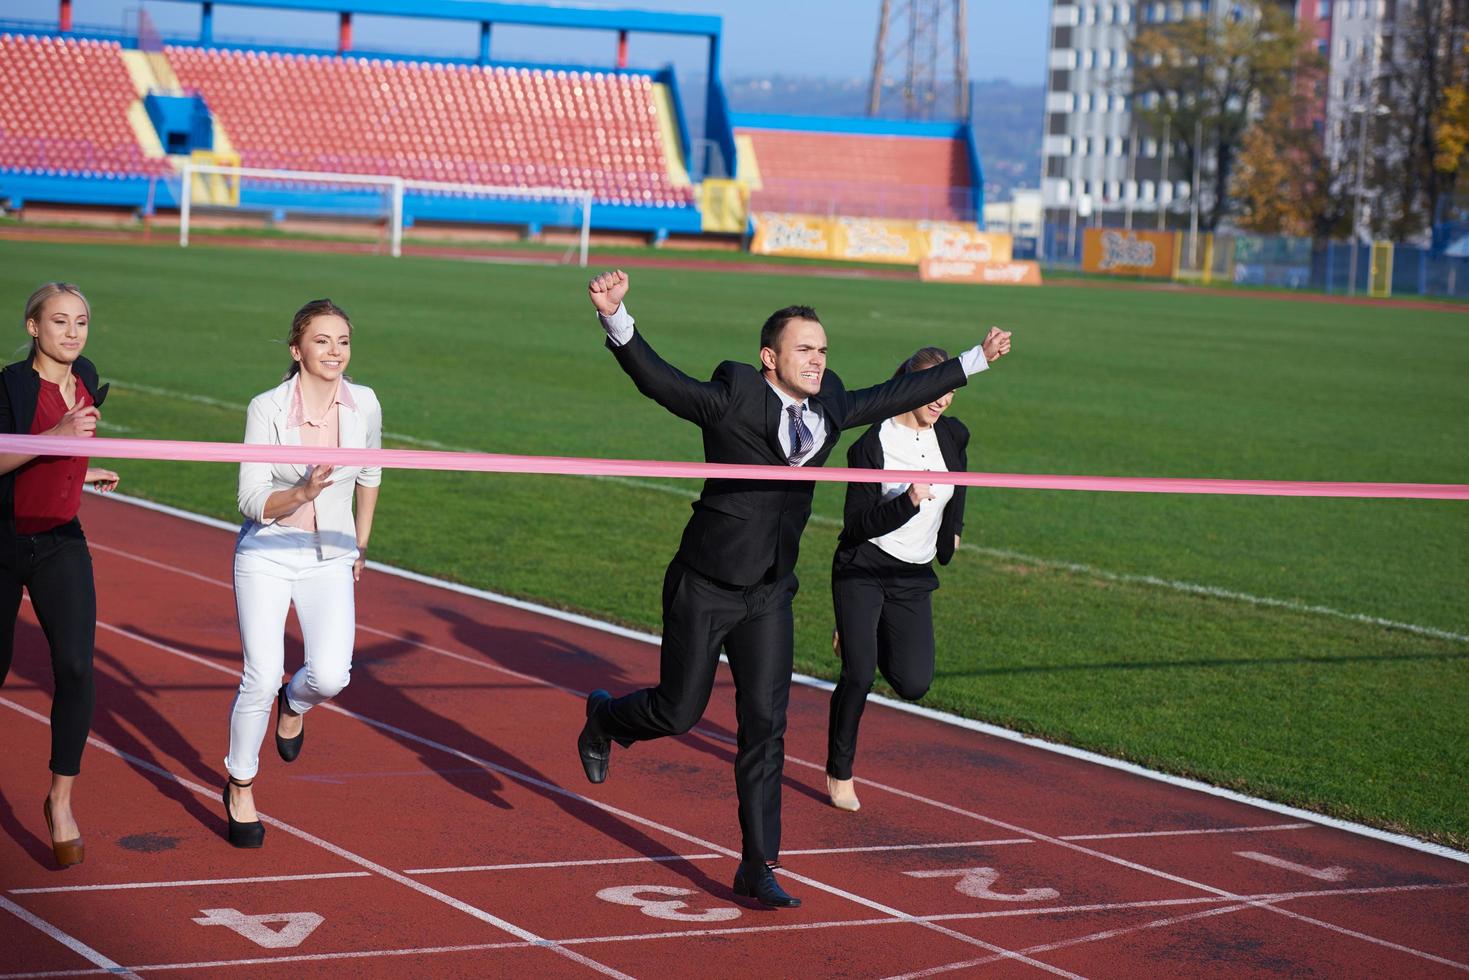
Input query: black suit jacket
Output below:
<box><xmin>0</xmin><ymin>356</ymin><xmax>108</xmax><ymax>531</ymax></box>
<box><xmin>837</xmin><ymin>415</ymin><xmax>969</xmax><ymax>566</ymax></box>
<box><xmin>610</xmin><ymin>330</ymin><xmax>968</xmax><ymax>586</ymax></box>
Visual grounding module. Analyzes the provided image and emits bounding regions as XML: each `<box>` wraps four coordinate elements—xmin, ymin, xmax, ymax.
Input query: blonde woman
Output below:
<box><xmin>223</xmin><ymin>299</ymin><xmax>381</xmax><ymax>848</ymax></box>
<box><xmin>0</xmin><ymin>282</ymin><xmax>120</xmax><ymax>867</ymax></box>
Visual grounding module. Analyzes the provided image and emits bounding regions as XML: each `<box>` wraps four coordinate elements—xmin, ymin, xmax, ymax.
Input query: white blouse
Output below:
<box><xmin>869</xmin><ymin>417</ymin><xmax>953</xmax><ymax>564</ymax></box>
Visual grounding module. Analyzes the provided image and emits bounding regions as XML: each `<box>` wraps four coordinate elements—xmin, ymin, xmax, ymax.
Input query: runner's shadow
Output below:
<box><xmin>345</xmin><ymin>624</ymin><xmax>732</xmax><ymax>899</ymax></box>
<box><xmin>6</xmin><ymin>623</ymin><xmax>221</xmax><ymax>842</ymax></box>
<box><xmin>428</xmin><ymin>605</ymin><xmax>826</xmax><ymax>872</ymax></box>
<box><xmin>0</xmin><ymin>778</ymin><xmax>60</xmax><ymax>869</ymax></box>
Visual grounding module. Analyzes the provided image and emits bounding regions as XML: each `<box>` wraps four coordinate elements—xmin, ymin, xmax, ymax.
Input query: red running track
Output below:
<box><xmin>1</xmin><ymin>494</ymin><xmax>1465</xmax><ymax>978</ymax></box>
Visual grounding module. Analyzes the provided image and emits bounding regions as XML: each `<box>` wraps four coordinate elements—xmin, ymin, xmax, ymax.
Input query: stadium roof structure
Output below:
<box><xmin>152</xmin><ymin>0</ymin><xmax>721</xmax><ymax>39</ymax></box>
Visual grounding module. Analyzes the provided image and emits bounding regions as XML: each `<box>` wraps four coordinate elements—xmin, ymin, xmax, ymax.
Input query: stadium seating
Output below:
<box><xmin>739</xmin><ymin>127</ymin><xmax>974</xmax><ymax>221</ymax></box>
<box><xmin>166</xmin><ymin>47</ymin><xmax>693</xmax><ymax>206</ymax></box>
<box><xmin>0</xmin><ymin>34</ymin><xmax>171</xmax><ymax>177</ymax></box>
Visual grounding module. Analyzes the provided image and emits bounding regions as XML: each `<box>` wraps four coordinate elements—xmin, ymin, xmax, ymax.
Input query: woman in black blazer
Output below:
<box><xmin>0</xmin><ymin>282</ymin><xmax>119</xmax><ymax>867</ymax></box>
<box><xmin>826</xmin><ymin>346</ymin><xmax>968</xmax><ymax>812</ymax></box>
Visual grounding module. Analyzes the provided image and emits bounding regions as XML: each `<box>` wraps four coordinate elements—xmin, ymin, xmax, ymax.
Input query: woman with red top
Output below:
<box><xmin>222</xmin><ymin>299</ymin><xmax>381</xmax><ymax>849</ymax></box>
<box><xmin>0</xmin><ymin>282</ymin><xmax>120</xmax><ymax>868</ymax></box>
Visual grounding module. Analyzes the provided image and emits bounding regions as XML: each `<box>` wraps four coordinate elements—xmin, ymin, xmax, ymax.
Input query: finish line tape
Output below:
<box><xmin>5</xmin><ymin>434</ymin><xmax>1466</xmax><ymax>501</ymax></box>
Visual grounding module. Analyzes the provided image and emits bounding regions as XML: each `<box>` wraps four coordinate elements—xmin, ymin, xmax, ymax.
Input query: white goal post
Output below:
<box><xmin>178</xmin><ymin>162</ymin><xmax>593</xmax><ymax>266</ymax></box>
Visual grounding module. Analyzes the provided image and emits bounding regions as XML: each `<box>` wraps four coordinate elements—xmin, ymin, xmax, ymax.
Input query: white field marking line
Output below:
<box><xmin>0</xmin><ymin>895</ymin><xmax>142</xmax><ymax>980</ymax></box>
<box><xmin>89</xmin><ymin>494</ymin><xmax>1469</xmax><ymax>871</ymax></box>
<box><xmin>841</xmin><ymin>772</ymin><xmax>1469</xmax><ymax>970</ymax></box>
<box><xmin>86</xmin><ymin>620</ymin><xmax>1083</xmax><ymax>980</ymax></box>
<box><xmin>103</xmin><ymin>605</ymin><xmax>1469</xmax><ymax>975</ymax></box>
<box><xmin>0</xmin><ymin>939</ymin><xmax>536</xmax><ymax>980</ymax></box>
<box><xmin>10</xmin><ymin>871</ymin><xmax>372</xmax><ymax>895</ymax></box>
<box><xmin>0</xmin><ymin>695</ymin><xmax>634</xmax><ymax>980</ymax></box>
<box><xmin>900</xmin><ymin>881</ymin><xmax>1469</xmax><ymax>979</ymax></box>
<box><xmin>103</xmin><ymin>383</ymin><xmax>1469</xmax><ymax>647</ymax></box>
<box><xmin>2</xmin><ymin>886</ymin><xmax>1460</xmax><ymax>980</ymax></box>
<box><xmin>1059</xmin><ymin>823</ymin><xmax>1313</xmax><ymax>841</ymax></box>
<box><xmin>886</xmin><ymin>902</ymin><xmax>1262</xmax><ymax>980</ymax></box>
<box><xmin>408</xmin><ymin>853</ymin><xmax>723</xmax><ymax>874</ymax></box>
<box><xmin>408</xmin><ymin>838</ymin><xmax>1036</xmax><ymax>875</ymax></box>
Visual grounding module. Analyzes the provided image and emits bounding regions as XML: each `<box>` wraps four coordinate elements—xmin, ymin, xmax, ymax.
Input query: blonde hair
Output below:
<box><xmin>23</xmin><ymin>282</ymin><xmax>90</xmax><ymax>357</ymax></box>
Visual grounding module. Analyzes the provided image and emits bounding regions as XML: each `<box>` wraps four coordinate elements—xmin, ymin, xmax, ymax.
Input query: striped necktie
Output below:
<box><xmin>786</xmin><ymin>403</ymin><xmax>813</xmax><ymax>466</ymax></box>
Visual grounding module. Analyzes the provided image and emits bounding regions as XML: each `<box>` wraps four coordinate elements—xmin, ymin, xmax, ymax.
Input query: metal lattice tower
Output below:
<box><xmin>868</xmin><ymin>0</ymin><xmax>969</xmax><ymax>120</ymax></box>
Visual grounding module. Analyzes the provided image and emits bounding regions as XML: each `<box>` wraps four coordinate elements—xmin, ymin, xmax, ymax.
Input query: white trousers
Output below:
<box><xmin>225</xmin><ymin>521</ymin><xmax>356</xmax><ymax>780</ymax></box>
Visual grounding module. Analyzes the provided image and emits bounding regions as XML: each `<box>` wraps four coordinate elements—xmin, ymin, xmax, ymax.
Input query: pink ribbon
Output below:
<box><xmin>8</xmin><ymin>434</ymin><xmax>1467</xmax><ymax>500</ymax></box>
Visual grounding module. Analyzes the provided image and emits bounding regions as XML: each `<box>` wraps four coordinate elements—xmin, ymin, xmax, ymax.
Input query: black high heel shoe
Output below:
<box><xmin>274</xmin><ymin>684</ymin><xmax>304</xmax><ymax>763</ymax></box>
<box><xmin>223</xmin><ymin>778</ymin><xmax>264</xmax><ymax>848</ymax></box>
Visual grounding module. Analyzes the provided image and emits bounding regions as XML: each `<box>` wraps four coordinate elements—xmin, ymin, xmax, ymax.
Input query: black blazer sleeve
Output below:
<box><xmin>836</xmin><ymin>357</ymin><xmax>968</xmax><ymax>430</ymax></box>
<box><xmin>607</xmin><ymin>329</ymin><xmax>730</xmax><ymax>427</ymax></box>
<box><xmin>839</xmin><ymin>426</ymin><xmax>920</xmax><ymax>546</ymax></box>
<box><xmin>936</xmin><ymin>417</ymin><xmax>970</xmax><ymax>566</ymax></box>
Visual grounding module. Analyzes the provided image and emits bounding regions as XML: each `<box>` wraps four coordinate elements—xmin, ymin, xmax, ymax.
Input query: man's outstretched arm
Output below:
<box><xmin>589</xmin><ymin>269</ymin><xmax>729</xmax><ymax>427</ymax></box>
<box><xmin>841</xmin><ymin>327</ymin><xmax>1012</xmax><ymax>430</ymax></box>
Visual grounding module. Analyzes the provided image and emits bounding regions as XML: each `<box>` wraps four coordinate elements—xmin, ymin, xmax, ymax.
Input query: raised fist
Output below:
<box><xmin>982</xmin><ymin>326</ymin><xmax>1012</xmax><ymax>363</ymax></box>
<box><xmin>588</xmin><ymin>269</ymin><xmax>629</xmax><ymax>317</ymax></box>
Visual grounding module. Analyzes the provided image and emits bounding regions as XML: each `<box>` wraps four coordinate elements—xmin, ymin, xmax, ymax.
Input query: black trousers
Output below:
<box><xmin>827</xmin><ymin>541</ymin><xmax>938</xmax><ymax>780</ymax></box>
<box><xmin>0</xmin><ymin>518</ymin><xmax>97</xmax><ymax>777</ymax></box>
<box><xmin>597</xmin><ymin>558</ymin><xmax>796</xmax><ymax>865</ymax></box>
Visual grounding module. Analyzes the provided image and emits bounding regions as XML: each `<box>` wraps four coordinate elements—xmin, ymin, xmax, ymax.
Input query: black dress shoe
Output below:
<box><xmin>223</xmin><ymin>778</ymin><xmax>264</xmax><ymax>849</ymax></box>
<box><xmin>578</xmin><ymin>689</ymin><xmax>612</xmax><ymax>784</ymax></box>
<box><xmin>733</xmin><ymin>863</ymin><xmax>801</xmax><ymax>908</ymax></box>
<box><xmin>274</xmin><ymin>685</ymin><xmax>304</xmax><ymax>763</ymax></box>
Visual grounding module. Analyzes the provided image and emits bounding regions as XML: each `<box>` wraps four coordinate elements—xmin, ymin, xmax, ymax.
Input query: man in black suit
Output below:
<box><xmin>577</xmin><ymin>269</ymin><xmax>1010</xmax><ymax>908</ymax></box>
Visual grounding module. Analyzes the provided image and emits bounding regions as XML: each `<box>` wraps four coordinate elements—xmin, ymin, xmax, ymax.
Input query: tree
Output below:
<box><xmin>1231</xmin><ymin>101</ymin><xmax>1322</xmax><ymax>236</ymax></box>
<box><xmin>1130</xmin><ymin>0</ymin><xmax>1320</xmax><ymax>231</ymax></box>
<box><xmin>1376</xmin><ymin>1</ymin><xmax>1469</xmax><ymax>239</ymax></box>
<box><xmin>1433</xmin><ymin>32</ymin><xmax>1469</xmax><ymax>181</ymax></box>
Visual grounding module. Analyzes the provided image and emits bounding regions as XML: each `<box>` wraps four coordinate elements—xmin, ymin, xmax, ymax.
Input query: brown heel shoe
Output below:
<box><xmin>43</xmin><ymin>798</ymin><xmax>84</xmax><ymax>867</ymax></box>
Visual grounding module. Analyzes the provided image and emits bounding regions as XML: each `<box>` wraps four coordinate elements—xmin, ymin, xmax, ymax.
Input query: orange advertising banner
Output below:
<box><xmin>919</xmin><ymin>258</ymin><xmax>1043</xmax><ymax>286</ymax></box>
<box><xmin>750</xmin><ymin>213</ymin><xmax>835</xmax><ymax>258</ymax></box>
<box><xmin>1082</xmin><ymin>228</ymin><xmax>1177</xmax><ymax>278</ymax></box>
<box><xmin>829</xmin><ymin>217</ymin><xmax>924</xmax><ymax>265</ymax></box>
<box><xmin>920</xmin><ymin>223</ymin><xmax>1014</xmax><ymax>264</ymax></box>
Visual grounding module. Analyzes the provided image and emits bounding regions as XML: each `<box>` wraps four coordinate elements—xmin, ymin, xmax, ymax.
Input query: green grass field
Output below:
<box><xmin>3</xmin><ymin>239</ymin><xmax>1465</xmax><ymax>847</ymax></box>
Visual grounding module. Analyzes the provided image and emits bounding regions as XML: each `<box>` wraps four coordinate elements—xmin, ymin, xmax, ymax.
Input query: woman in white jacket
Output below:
<box><xmin>223</xmin><ymin>299</ymin><xmax>381</xmax><ymax>848</ymax></box>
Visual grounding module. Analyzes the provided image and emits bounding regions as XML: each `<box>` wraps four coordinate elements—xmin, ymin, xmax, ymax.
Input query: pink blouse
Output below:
<box><xmin>278</xmin><ymin>377</ymin><xmax>356</xmax><ymax>531</ymax></box>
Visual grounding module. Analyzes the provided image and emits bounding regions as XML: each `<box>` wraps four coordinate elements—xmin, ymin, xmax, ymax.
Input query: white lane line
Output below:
<box><xmin>83</xmin><ymin>514</ymin><xmax>1469</xmax><ymax>963</ymax></box>
<box><xmin>0</xmin><ymin>895</ymin><xmax>142</xmax><ymax>980</ymax></box>
<box><xmin>1236</xmin><ymin>851</ymin><xmax>1349</xmax><ymax>881</ymax></box>
<box><xmin>1060</xmin><ymin>823</ymin><xmax>1314</xmax><ymax>841</ymax></box>
<box><xmin>88</xmin><ymin>625</ymin><xmax>1081</xmax><ymax>975</ymax></box>
<box><xmin>0</xmin><ymin>939</ymin><xmax>533</xmax><ymax>979</ymax></box>
<box><xmin>408</xmin><ymin>854</ymin><xmax>724</xmax><ymax>875</ymax></box>
<box><xmin>82</xmin><ymin>514</ymin><xmax>1469</xmax><ymax>969</ymax></box>
<box><xmin>885</xmin><ymin>902</ymin><xmax>1262</xmax><ymax>980</ymax></box>
<box><xmin>97</xmin><ymin>389</ymin><xmax>1469</xmax><ymax>648</ymax></box>
<box><xmin>10</xmin><ymin>871</ymin><xmax>372</xmax><ymax>895</ymax></box>
<box><xmin>780</xmin><ymin>838</ymin><xmax>1033</xmax><ymax>855</ymax></box>
<box><xmin>838</xmin><ymin>771</ymin><xmax>1469</xmax><ymax>970</ymax></box>
<box><xmin>3</xmin><ymin>883</ymin><xmax>1462</xmax><ymax>980</ymax></box>
<box><xmin>83</xmin><ymin>619</ymin><xmax>1082</xmax><ymax>979</ymax></box>
<box><xmin>0</xmin><ymin>696</ymin><xmax>634</xmax><ymax>980</ymax></box>
<box><xmin>97</xmin><ymin>491</ymin><xmax>1469</xmax><ymax>867</ymax></box>
<box><xmin>408</xmin><ymin>838</ymin><xmax>1035</xmax><ymax>875</ymax></box>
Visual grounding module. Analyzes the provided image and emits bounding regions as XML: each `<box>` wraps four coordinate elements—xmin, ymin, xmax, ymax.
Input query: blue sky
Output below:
<box><xmin>8</xmin><ymin>0</ymin><xmax>1049</xmax><ymax>85</ymax></box>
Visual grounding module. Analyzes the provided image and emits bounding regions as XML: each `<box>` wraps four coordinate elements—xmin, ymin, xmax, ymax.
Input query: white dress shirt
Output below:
<box><xmin>597</xmin><ymin>303</ymin><xmax>990</xmax><ymax>470</ymax></box>
<box><xmin>870</xmin><ymin>417</ymin><xmax>953</xmax><ymax>564</ymax></box>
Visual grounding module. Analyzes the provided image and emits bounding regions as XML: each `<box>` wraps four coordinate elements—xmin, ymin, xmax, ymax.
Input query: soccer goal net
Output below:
<box><xmin>176</xmin><ymin>162</ymin><xmax>593</xmax><ymax>265</ymax></box>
